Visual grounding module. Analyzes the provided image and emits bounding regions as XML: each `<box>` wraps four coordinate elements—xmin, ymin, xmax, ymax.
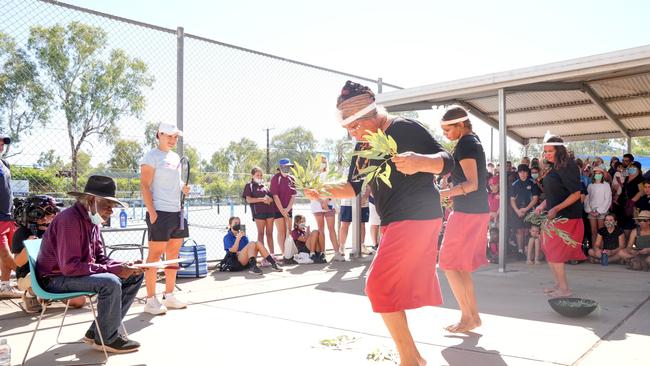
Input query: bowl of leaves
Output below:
<box><xmin>548</xmin><ymin>297</ymin><xmax>598</xmax><ymax>318</ymax></box>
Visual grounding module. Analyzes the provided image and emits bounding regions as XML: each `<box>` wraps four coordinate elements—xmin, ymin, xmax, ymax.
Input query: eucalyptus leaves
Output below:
<box><xmin>352</xmin><ymin>129</ymin><xmax>398</xmax><ymax>191</ymax></box>
<box><xmin>291</xmin><ymin>156</ymin><xmax>340</xmax><ymax>196</ymax></box>
<box><xmin>525</xmin><ymin>211</ymin><xmax>580</xmax><ymax>247</ymax></box>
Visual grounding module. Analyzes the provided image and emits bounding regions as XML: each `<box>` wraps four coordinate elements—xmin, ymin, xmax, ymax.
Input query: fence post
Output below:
<box><xmin>177</xmin><ymin>26</ymin><xmax>184</xmax><ymax>157</ymax></box>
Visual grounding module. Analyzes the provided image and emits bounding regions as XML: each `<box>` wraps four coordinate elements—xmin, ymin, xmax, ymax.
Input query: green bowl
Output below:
<box><xmin>548</xmin><ymin>298</ymin><xmax>598</xmax><ymax>318</ymax></box>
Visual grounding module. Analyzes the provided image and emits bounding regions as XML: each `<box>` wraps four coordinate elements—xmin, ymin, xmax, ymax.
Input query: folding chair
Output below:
<box><xmin>22</xmin><ymin>239</ymin><xmax>115</xmax><ymax>365</ymax></box>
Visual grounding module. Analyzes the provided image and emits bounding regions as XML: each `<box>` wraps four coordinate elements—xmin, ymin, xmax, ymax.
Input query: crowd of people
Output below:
<box><xmin>483</xmin><ymin>151</ymin><xmax>650</xmax><ymax>271</ymax></box>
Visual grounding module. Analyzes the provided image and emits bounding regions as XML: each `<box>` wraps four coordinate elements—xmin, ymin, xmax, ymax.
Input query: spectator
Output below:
<box><xmin>635</xmin><ymin>181</ymin><xmax>650</xmax><ymax>212</ymax></box>
<box><xmin>0</xmin><ymin>134</ymin><xmax>19</xmax><ymax>298</ymax></box>
<box><xmin>531</xmin><ymin>166</ymin><xmax>544</xmax><ymax>195</ymax></box>
<box><xmin>618</xmin><ymin>161</ymin><xmax>643</xmax><ymax>238</ymax></box>
<box><xmin>619</xmin><ymin>211</ymin><xmax>650</xmax><ymax>270</ymax></box>
<box><xmin>526</xmin><ymin>225</ymin><xmax>542</xmax><ymax>265</ymax></box>
<box><xmin>608</xmin><ymin>156</ymin><xmax>620</xmax><ymax>178</ymax></box>
<box><xmin>521</xmin><ymin>156</ymin><xmax>530</xmax><ymax>167</ymax></box>
<box><xmin>11</xmin><ymin>195</ymin><xmax>85</xmax><ymax>313</ymax></box>
<box><xmin>37</xmin><ymin>175</ymin><xmax>144</xmax><ymax>353</ymax></box>
<box><xmin>309</xmin><ymin>157</ymin><xmax>341</xmax><ymax>261</ymax></box>
<box><xmin>622</xmin><ymin>153</ymin><xmax>634</xmax><ymax>170</ymax></box>
<box><xmin>487</xmin><ymin>175</ymin><xmax>500</xmax><ymax>226</ymax></box>
<box><xmin>222</xmin><ymin>216</ymin><xmax>282</xmax><ymax>274</ymax></box>
<box><xmin>291</xmin><ymin>214</ymin><xmax>325</xmax><ymax>263</ymax></box>
<box><xmin>580</xmin><ymin>165</ymin><xmax>592</xmax><ymax>189</ymax></box>
<box><xmin>584</xmin><ymin>167</ymin><xmax>612</xmax><ymax>245</ymax></box>
<box><xmin>487</xmin><ymin>227</ymin><xmax>499</xmax><ymax>263</ymax></box>
<box><xmin>242</xmin><ymin>167</ymin><xmax>276</xmax><ymax>265</ymax></box>
<box><xmin>140</xmin><ymin>122</ymin><xmax>190</xmax><ymax>315</ymax></box>
<box><xmin>368</xmin><ymin>193</ymin><xmax>380</xmax><ymax>252</ymax></box>
<box><xmin>587</xmin><ymin>213</ymin><xmax>625</xmax><ymax>264</ymax></box>
<box><xmin>530</xmin><ymin>157</ymin><xmax>540</xmax><ymax>169</ymax></box>
<box><xmin>487</xmin><ymin>162</ymin><xmax>495</xmax><ymax>176</ymax></box>
<box><xmin>611</xmin><ymin>161</ymin><xmax>624</xmax><ymax>201</ymax></box>
<box><xmin>510</xmin><ymin>164</ymin><xmax>540</xmax><ymax>258</ymax></box>
<box><xmin>339</xmin><ymin>186</ymin><xmax>370</xmax><ymax>258</ymax></box>
<box><xmin>270</xmin><ymin>158</ymin><xmax>297</xmax><ymax>262</ymax></box>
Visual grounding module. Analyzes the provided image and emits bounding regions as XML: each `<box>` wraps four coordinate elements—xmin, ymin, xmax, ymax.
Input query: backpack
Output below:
<box><xmin>218</xmin><ymin>251</ymin><xmax>240</xmax><ymax>272</ymax></box>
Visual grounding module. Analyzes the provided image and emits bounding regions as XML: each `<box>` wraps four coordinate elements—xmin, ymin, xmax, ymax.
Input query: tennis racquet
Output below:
<box><xmin>179</xmin><ymin>156</ymin><xmax>190</xmax><ymax>230</ymax></box>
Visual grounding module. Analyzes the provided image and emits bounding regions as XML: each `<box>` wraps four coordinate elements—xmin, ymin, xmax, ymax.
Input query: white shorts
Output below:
<box><xmin>369</xmin><ymin>202</ymin><xmax>380</xmax><ymax>226</ymax></box>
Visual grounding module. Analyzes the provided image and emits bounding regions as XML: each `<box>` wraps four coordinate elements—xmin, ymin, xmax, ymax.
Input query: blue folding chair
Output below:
<box><xmin>22</xmin><ymin>239</ymin><xmax>110</xmax><ymax>365</ymax></box>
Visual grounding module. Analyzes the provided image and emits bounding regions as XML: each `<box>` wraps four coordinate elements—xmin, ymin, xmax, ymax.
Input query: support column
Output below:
<box><xmin>176</xmin><ymin>26</ymin><xmax>184</xmax><ymax>157</ymax></box>
<box><xmin>498</xmin><ymin>89</ymin><xmax>507</xmax><ymax>273</ymax></box>
<box><xmin>627</xmin><ymin>137</ymin><xmax>633</xmax><ymax>153</ymax></box>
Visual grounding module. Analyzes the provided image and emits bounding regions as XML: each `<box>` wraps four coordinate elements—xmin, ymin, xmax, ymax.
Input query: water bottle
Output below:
<box><xmin>119</xmin><ymin>209</ymin><xmax>128</xmax><ymax>229</ymax></box>
<box><xmin>0</xmin><ymin>338</ymin><xmax>11</xmax><ymax>366</ymax></box>
<box><xmin>601</xmin><ymin>250</ymin><xmax>609</xmax><ymax>266</ymax></box>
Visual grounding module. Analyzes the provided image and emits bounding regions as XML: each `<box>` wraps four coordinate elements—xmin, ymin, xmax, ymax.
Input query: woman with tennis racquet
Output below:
<box><xmin>140</xmin><ymin>122</ymin><xmax>191</xmax><ymax>315</ymax></box>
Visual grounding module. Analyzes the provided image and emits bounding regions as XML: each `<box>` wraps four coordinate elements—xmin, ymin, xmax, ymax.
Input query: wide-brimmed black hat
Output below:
<box><xmin>68</xmin><ymin>175</ymin><xmax>127</xmax><ymax>207</ymax></box>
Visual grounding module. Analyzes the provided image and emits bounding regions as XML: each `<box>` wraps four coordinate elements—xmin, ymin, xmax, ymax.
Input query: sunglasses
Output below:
<box><xmin>637</xmin><ymin>219</ymin><xmax>649</xmax><ymax>223</ymax></box>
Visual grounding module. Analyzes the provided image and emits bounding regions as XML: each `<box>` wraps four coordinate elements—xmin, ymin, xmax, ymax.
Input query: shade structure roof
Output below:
<box><xmin>376</xmin><ymin>45</ymin><xmax>650</xmax><ymax>145</ymax></box>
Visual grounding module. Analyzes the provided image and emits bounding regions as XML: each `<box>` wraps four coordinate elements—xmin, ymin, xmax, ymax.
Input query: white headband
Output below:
<box><xmin>543</xmin><ymin>142</ymin><xmax>565</xmax><ymax>146</ymax></box>
<box><xmin>440</xmin><ymin>116</ymin><xmax>468</xmax><ymax>125</ymax></box>
<box><xmin>339</xmin><ymin>103</ymin><xmax>377</xmax><ymax>127</ymax></box>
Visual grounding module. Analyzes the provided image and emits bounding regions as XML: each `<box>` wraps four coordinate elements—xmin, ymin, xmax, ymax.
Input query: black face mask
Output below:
<box><xmin>232</xmin><ymin>224</ymin><xmax>241</xmax><ymax>232</ymax></box>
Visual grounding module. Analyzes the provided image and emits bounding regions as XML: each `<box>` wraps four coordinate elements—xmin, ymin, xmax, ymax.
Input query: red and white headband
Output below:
<box><xmin>338</xmin><ymin>103</ymin><xmax>377</xmax><ymax>127</ymax></box>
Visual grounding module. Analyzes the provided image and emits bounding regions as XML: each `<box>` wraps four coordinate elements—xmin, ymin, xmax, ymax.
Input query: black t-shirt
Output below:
<box><xmin>450</xmin><ymin>134</ymin><xmax>488</xmax><ymax>213</ymax></box>
<box><xmin>510</xmin><ymin>178</ymin><xmax>541</xmax><ymax>208</ymax></box>
<box><xmin>541</xmin><ymin>159</ymin><xmax>583</xmax><ymax>219</ymax></box>
<box><xmin>620</xmin><ymin>174</ymin><xmax>643</xmax><ymax>204</ymax></box>
<box><xmin>635</xmin><ymin>195</ymin><xmax>650</xmax><ymax>211</ymax></box>
<box><xmin>10</xmin><ymin>226</ymin><xmax>44</xmax><ymax>280</ymax></box>
<box><xmin>348</xmin><ymin>118</ymin><xmax>453</xmax><ymax>226</ymax></box>
<box><xmin>597</xmin><ymin>226</ymin><xmax>624</xmax><ymax>250</ymax></box>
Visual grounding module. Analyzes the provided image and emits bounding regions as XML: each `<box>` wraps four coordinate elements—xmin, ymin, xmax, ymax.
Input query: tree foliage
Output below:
<box><xmin>109</xmin><ymin>139</ymin><xmax>143</xmax><ymax>172</ymax></box>
<box><xmin>0</xmin><ymin>32</ymin><xmax>50</xmax><ymax>156</ymax></box>
<box><xmin>271</xmin><ymin>127</ymin><xmax>317</xmax><ymax>168</ymax></box>
<box><xmin>28</xmin><ymin>22</ymin><xmax>153</xmax><ymax>189</ymax></box>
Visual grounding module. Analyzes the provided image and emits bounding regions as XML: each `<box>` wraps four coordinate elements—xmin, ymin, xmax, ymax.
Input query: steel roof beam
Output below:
<box><xmin>505</xmin><ymin>82</ymin><xmax>585</xmax><ymax>93</ymax></box>
<box><xmin>582</xmin><ymin>83</ymin><xmax>630</xmax><ymax>138</ymax></box>
<box><xmin>453</xmin><ymin>100</ymin><xmax>526</xmax><ymax>145</ymax></box>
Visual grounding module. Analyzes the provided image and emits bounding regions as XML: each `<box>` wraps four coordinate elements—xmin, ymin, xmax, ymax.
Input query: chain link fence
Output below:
<box><xmin>1</xmin><ymin>0</ymin><xmax>400</xmax><ymax>261</ymax></box>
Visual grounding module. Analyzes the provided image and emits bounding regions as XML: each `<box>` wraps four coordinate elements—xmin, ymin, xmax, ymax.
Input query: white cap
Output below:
<box><xmin>158</xmin><ymin>122</ymin><xmax>182</xmax><ymax>136</ymax></box>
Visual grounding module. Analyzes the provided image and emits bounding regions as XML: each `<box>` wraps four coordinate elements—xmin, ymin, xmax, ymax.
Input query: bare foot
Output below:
<box><xmin>548</xmin><ymin>289</ymin><xmax>572</xmax><ymax>298</ymax></box>
<box><xmin>417</xmin><ymin>355</ymin><xmax>427</xmax><ymax>366</ymax></box>
<box><xmin>534</xmin><ymin>261</ymin><xmax>542</xmax><ymax>265</ymax></box>
<box><xmin>444</xmin><ymin>317</ymin><xmax>482</xmax><ymax>333</ymax></box>
<box><xmin>526</xmin><ymin>260</ymin><xmax>534</xmax><ymax>265</ymax></box>
<box><xmin>543</xmin><ymin>286</ymin><xmax>559</xmax><ymax>294</ymax></box>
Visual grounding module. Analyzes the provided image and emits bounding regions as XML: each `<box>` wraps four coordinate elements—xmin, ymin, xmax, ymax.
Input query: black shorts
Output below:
<box><xmin>340</xmin><ymin>206</ymin><xmax>370</xmax><ymax>223</ymax></box>
<box><xmin>253</xmin><ymin>212</ymin><xmax>275</xmax><ymax>220</ymax></box>
<box><xmin>274</xmin><ymin>210</ymin><xmax>293</xmax><ymax>219</ymax></box>
<box><xmin>146</xmin><ymin>211</ymin><xmax>189</xmax><ymax>242</ymax></box>
<box><xmin>296</xmin><ymin>242</ymin><xmax>309</xmax><ymax>254</ymax></box>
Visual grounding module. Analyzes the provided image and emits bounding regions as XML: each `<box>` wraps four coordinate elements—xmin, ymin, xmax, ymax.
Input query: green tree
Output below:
<box><xmin>0</xmin><ymin>32</ymin><xmax>50</xmax><ymax>156</ymax></box>
<box><xmin>144</xmin><ymin>121</ymin><xmax>158</xmax><ymax>150</ymax></box>
<box><xmin>226</xmin><ymin>138</ymin><xmax>264</xmax><ymax>175</ymax></box>
<box><xmin>28</xmin><ymin>22</ymin><xmax>154</xmax><ymax>189</ymax></box>
<box><xmin>64</xmin><ymin>150</ymin><xmax>92</xmax><ymax>178</ymax></box>
<box><xmin>36</xmin><ymin>149</ymin><xmax>64</xmax><ymax>170</ymax></box>
<box><xmin>207</xmin><ymin>148</ymin><xmax>229</xmax><ymax>173</ymax></box>
<box><xmin>271</xmin><ymin>127</ymin><xmax>317</xmax><ymax>167</ymax></box>
<box><xmin>108</xmin><ymin>139</ymin><xmax>143</xmax><ymax>172</ymax></box>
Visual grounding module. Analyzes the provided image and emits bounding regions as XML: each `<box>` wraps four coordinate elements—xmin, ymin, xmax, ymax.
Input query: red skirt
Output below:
<box><xmin>439</xmin><ymin>211</ymin><xmax>490</xmax><ymax>272</ymax></box>
<box><xmin>365</xmin><ymin>219</ymin><xmax>443</xmax><ymax>313</ymax></box>
<box><xmin>542</xmin><ymin>218</ymin><xmax>586</xmax><ymax>263</ymax></box>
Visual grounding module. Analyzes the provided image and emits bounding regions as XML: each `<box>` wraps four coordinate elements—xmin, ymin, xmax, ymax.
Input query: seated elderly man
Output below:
<box><xmin>37</xmin><ymin>175</ymin><xmax>144</xmax><ymax>353</ymax></box>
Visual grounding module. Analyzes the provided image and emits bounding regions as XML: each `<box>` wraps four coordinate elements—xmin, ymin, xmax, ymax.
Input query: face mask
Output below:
<box><xmin>604</xmin><ymin>221</ymin><xmax>615</xmax><ymax>228</ymax></box>
<box><xmin>280</xmin><ymin>166</ymin><xmax>291</xmax><ymax>174</ymax></box>
<box><xmin>232</xmin><ymin>224</ymin><xmax>241</xmax><ymax>231</ymax></box>
<box><xmin>254</xmin><ymin>178</ymin><xmax>263</xmax><ymax>184</ymax></box>
<box><xmin>298</xmin><ymin>223</ymin><xmax>306</xmax><ymax>229</ymax></box>
<box><xmin>88</xmin><ymin>200</ymin><xmax>103</xmax><ymax>225</ymax></box>
<box><xmin>531</xmin><ymin>173</ymin><xmax>539</xmax><ymax>180</ymax></box>
<box><xmin>594</xmin><ymin>173</ymin><xmax>603</xmax><ymax>181</ymax></box>
<box><xmin>628</xmin><ymin>167</ymin><xmax>638</xmax><ymax>175</ymax></box>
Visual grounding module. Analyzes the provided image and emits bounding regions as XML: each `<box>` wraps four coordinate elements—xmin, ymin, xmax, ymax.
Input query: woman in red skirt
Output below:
<box><xmin>438</xmin><ymin>107</ymin><xmax>490</xmax><ymax>333</ymax></box>
<box><xmin>535</xmin><ymin>134</ymin><xmax>586</xmax><ymax>298</ymax></box>
<box><xmin>306</xmin><ymin>81</ymin><xmax>454</xmax><ymax>366</ymax></box>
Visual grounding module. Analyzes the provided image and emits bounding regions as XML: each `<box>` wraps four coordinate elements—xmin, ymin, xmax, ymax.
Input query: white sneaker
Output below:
<box><xmin>260</xmin><ymin>259</ymin><xmax>271</xmax><ymax>267</ymax></box>
<box><xmin>0</xmin><ymin>284</ymin><xmax>22</xmax><ymax>299</ymax></box>
<box><xmin>144</xmin><ymin>296</ymin><xmax>167</xmax><ymax>315</ymax></box>
<box><xmin>163</xmin><ymin>293</ymin><xmax>187</xmax><ymax>309</ymax></box>
<box><xmin>333</xmin><ymin>252</ymin><xmax>346</xmax><ymax>262</ymax></box>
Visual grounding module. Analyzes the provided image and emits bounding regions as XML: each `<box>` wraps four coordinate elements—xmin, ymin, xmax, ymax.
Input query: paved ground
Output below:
<box><xmin>1</xmin><ymin>256</ymin><xmax>649</xmax><ymax>366</ymax></box>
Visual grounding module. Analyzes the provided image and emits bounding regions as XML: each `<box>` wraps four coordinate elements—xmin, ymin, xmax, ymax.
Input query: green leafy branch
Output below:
<box><xmin>291</xmin><ymin>156</ymin><xmax>341</xmax><ymax>196</ymax></box>
<box><xmin>525</xmin><ymin>211</ymin><xmax>580</xmax><ymax>248</ymax></box>
<box><xmin>352</xmin><ymin>129</ymin><xmax>398</xmax><ymax>191</ymax></box>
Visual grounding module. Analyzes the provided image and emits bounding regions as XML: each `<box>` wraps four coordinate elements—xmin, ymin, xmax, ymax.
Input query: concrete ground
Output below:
<box><xmin>1</xmin><ymin>256</ymin><xmax>649</xmax><ymax>366</ymax></box>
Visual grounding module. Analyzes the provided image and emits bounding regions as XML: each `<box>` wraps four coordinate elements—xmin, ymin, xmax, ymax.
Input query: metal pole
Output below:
<box><xmin>176</xmin><ymin>26</ymin><xmax>184</xmax><ymax>157</ymax></box>
<box><xmin>627</xmin><ymin>137</ymin><xmax>633</xmax><ymax>153</ymax></box>
<box><xmin>265</xmin><ymin>128</ymin><xmax>272</xmax><ymax>172</ymax></box>
<box><xmin>490</xmin><ymin>128</ymin><xmax>494</xmax><ymax>162</ymax></box>
<box><xmin>498</xmin><ymin>89</ymin><xmax>507</xmax><ymax>273</ymax></box>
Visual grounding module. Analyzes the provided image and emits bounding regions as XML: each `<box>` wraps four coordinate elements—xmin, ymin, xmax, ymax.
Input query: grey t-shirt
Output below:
<box><xmin>0</xmin><ymin>160</ymin><xmax>12</xmax><ymax>221</ymax></box>
<box><xmin>140</xmin><ymin>148</ymin><xmax>182</xmax><ymax>212</ymax></box>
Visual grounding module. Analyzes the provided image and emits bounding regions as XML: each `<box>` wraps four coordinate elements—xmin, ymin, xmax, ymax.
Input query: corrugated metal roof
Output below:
<box><xmin>377</xmin><ymin>45</ymin><xmax>650</xmax><ymax>144</ymax></box>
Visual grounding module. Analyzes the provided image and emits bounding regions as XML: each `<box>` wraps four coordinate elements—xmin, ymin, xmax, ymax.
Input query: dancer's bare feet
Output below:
<box><xmin>548</xmin><ymin>289</ymin><xmax>572</xmax><ymax>298</ymax></box>
<box><xmin>444</xmin><ymin>317</ymin><xmax>482</xmax><ymax>333</ymax></box>
<box><xmin>543</xmin><ymin>286</ymin><xmax>559</xmax><ymax>294</ymax></box>
<box><xmin>526</xmin><ymin>260</ymin><xmax>534</xmax><ymax>265</ymax></box>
